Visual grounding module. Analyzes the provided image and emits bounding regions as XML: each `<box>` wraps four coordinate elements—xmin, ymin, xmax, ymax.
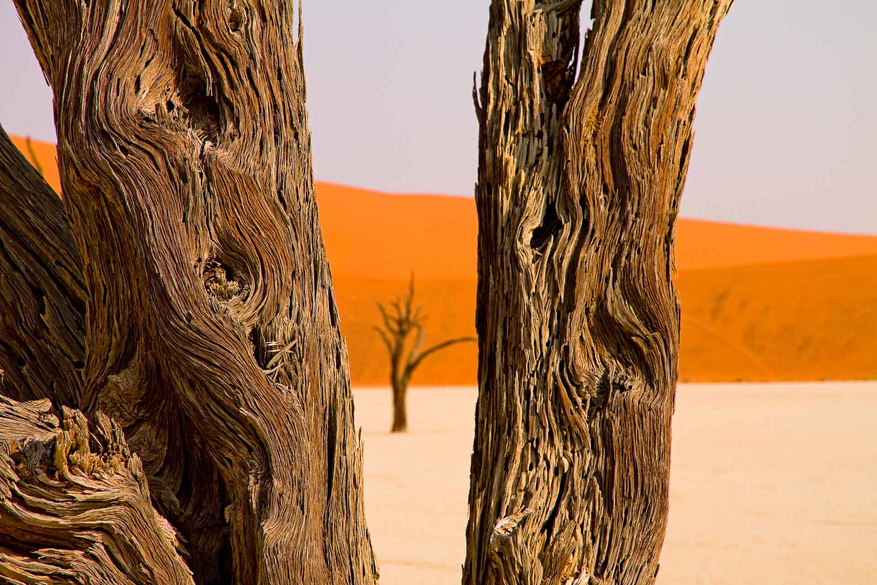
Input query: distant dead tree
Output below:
<box><xmin>375</xmin><ymin>276</ymin><xmax>475</xmax><ymax>432</ymax></box>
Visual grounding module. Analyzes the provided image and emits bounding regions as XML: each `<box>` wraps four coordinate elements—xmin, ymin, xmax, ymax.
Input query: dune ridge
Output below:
<box><xmin>11</xmin><ymin>136</ymin><xmax>877</xmax><ymax>383</ymax></box>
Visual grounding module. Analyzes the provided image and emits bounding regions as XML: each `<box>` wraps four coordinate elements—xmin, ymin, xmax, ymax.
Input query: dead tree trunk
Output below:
<box><xmin>0</xmin><ymin>396</ymin><xmax>196</xmax><ymax>583</ymax></box>
<box><xmin>3</xmin><ymin>1</ymin><xmax>377</xmax><ymax>583</ymax></box>
<box><xmin>465</xmin><ymin>1</ymin><xmax>733</xmax><ymax>584</ymax></box>
<box><xmin>0</xmin><ymin>125</ymin><xmax>85</xmax><ymax>408</ymax></box>
<box><xmin>376</xmin><ymin>276</ymin><xmax>474</xmax><ymax>432</ymax></box>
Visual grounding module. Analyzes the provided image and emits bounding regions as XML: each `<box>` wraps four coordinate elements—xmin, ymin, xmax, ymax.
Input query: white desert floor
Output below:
<box><xmin>352</xmin><ymin>383</ymin><xmax>877</xmax><ymax>585</ymax></box>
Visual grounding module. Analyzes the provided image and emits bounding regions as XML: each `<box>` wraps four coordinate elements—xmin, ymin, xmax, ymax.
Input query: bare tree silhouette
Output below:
<box><xmin>375</xmin><ymin>275</ymin><xmax>475</xmax><ymax>432</ymax></box>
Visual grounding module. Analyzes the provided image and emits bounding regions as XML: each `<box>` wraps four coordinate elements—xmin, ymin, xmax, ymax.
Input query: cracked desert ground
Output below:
<box><xmin>354</xmin><ymin>383</ymin><xmax>877</xmax><ymax>584</ymax></box>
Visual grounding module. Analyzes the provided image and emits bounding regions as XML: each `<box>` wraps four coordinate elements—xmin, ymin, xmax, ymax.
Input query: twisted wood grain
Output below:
<box><xmin>0</xmin><ymin>396</ymin><xmax>195</xmax><ymax>584</ymax></box>
<box><xmin>466</xmin><ymin>1</ymin><xmax>734</xmax><ymax>583</ymax></box>
<box><xmin>9</xmin><ymin>1</ymin><xmax>377</xmax><ymax>582</ymax></box>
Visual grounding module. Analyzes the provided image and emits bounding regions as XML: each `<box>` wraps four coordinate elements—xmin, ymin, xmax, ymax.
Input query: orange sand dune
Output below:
<box><xmin>9</xmin><ymin>135</ymin><xmax>62</xmax><ymax>194</ymax></box>
<box><xmin>678</xmin><ymin>254</ymin><xmax>877</xmax><ymax>382</ymax></box>
<box><xmin>10</xmin><ymin>136</ymin><xmax>877</xmax><ymax>383</ymax></box>
<box><xmin>674</xmin><ymin>219</ymin><xmax>877</xmax><ymax>271</ymax></box>
<box><xmin>335</xmin><ymin>254</ymin><xmax>877</xmax><ymax>385</ymax></box>
<box><xmin>319</xmin><ymin>184</ymin><xmax>877</xmax><ymax>277</ymax></box>
<box><xmin>318</xmin><ymin>183</ymin><xmax>477</xmax><ymax>281</ymax></box>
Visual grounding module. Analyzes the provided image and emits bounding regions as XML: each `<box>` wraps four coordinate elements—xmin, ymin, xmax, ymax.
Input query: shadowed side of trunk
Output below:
<box><xmin>8</xmin><ymin>0</ymin><xmax>378</xmax><ymax>583</ymax></box>
<box><xmin>465</xmin><ymin>1</ymin><xmax>734</xmax><ymax>584</ymax></box>
<box><xmin>0</xmin><ymin>125</ymin><xmax>85</xmax><ymax>408</ymax></box>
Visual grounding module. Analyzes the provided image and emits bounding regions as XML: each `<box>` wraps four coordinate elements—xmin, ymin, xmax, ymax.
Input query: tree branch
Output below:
<box><xmin>0</xmin><ymin>124</ymin><xmax>86</xmax><ymax>408</ymax></box>
<box><xmin>408</xmin><ymin>336</ymin><xmax>476</xmax><ymax>373</ymax></box>
<box><xmin>377</xmin><ymin>302</ymin><xmax>402</xmax><ymax>335</ymax></box>
<box><xmin>404</xmin><ymin>273</ymin><xmax>416</xmax><ymax>324</ymax></box>
<box><xmin>373</xmin><ymin>326</ymin><xmax>395</xmax><ymax>355</ymax></box>
<box><xmin>406</xmin><ymin>324</ymin><xmax>425</xmax><ymax>365</ymax></box>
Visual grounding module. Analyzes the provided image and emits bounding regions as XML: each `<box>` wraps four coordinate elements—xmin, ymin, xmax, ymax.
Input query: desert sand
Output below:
<box><xmin>11</xmin><ymin>137</ymin><xmax>877</xmax><ymax>384</ymax></box>
<box><xmin>353</xmin><ymin>384</ymin><xmax>877</xmax><ymax>584</ymax></box>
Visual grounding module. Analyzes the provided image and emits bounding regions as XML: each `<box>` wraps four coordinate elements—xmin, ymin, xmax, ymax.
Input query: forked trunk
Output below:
<box><xmin>465</xmin><ymin>1</ymin><xmax>733</xmax><ymax>583</ymax></box>
<box><xmin>4</xmin><ymin>1</ymin><xmax>378</xmax><ymax>583</ymax></box>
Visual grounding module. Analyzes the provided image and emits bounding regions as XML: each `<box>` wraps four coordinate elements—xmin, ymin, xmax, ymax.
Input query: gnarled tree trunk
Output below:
<box><xmin>465</xmin><ymin>1</ymin><xmax>733</xmax><ymax>584</ymax></box>
<box><xmin>2</xmin><ymin>0</ymin><xmax>377</xmax><ymax>583</ymax></box>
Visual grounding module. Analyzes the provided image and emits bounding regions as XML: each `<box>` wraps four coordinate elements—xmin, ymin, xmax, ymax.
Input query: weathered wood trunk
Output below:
<box><xmin>3</xmin><ymin>1</ymin><xmax>378</xmax><ymax>583</ymax></box>
<box><xmin>388</xmin><ymin>334</ymin><xmax>409</xmax><ymax>433</ymax></box>
<box><xmin>0</xmin><ymin>396</ymin><xmax>196</xmax><ymax>583</ymax></box>
<box><xmin>0</xmin><ymin>126</ymin><xmax>85</xmax><ymax>408</ymax></box>
<box><xmin>465</xmin><ymin>1</ymin><xmax>733</xmax><ymax>584</ymax></box>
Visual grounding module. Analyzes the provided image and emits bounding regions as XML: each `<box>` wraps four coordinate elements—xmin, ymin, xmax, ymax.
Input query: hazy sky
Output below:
<box><xmin>1</xmin><ymin>1</ymin><xmax>874</xmax><ymax>234</ymax></box>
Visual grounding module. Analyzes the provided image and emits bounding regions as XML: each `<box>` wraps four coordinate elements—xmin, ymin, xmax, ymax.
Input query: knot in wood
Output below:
<box><xmin>227</xmin><ymin>0</ymin><xmax>246</xmax><ymax>33</ymax></box>
<box><xmin>203</xmin><ymin>260</ymin><xmax>248</xmax><ymax>302</ymax></box>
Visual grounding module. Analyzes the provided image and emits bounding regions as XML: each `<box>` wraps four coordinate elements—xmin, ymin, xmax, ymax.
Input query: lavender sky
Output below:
<box><xmin>1</xmin><ymin>2</ymin><xmax>874</xmax><ymax>234</ymax></box>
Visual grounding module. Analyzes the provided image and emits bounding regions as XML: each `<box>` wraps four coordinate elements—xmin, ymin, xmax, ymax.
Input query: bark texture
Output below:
<box><xmin>465</xmin><ymin>1</ymin><xmax>733</xmax><ymax>584</ymax></box>
<box><xmin>0</xmin><ymin>396</ymin><xmax>195</xmax><ymax>584</ymax></box>
<box><xmin>0</xmin><ymin>126</ymin><xmax>86</xmax><ymax>408</ymax></box>
<box><xmin>375</xmin><ymin>277</ymin><xmax>474</xmax><ymax>432</ymax></box>
<box><xmin>6</xmin><ymin>1</ymin><xmax>377</xmax><ymax>583</ymax></box>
